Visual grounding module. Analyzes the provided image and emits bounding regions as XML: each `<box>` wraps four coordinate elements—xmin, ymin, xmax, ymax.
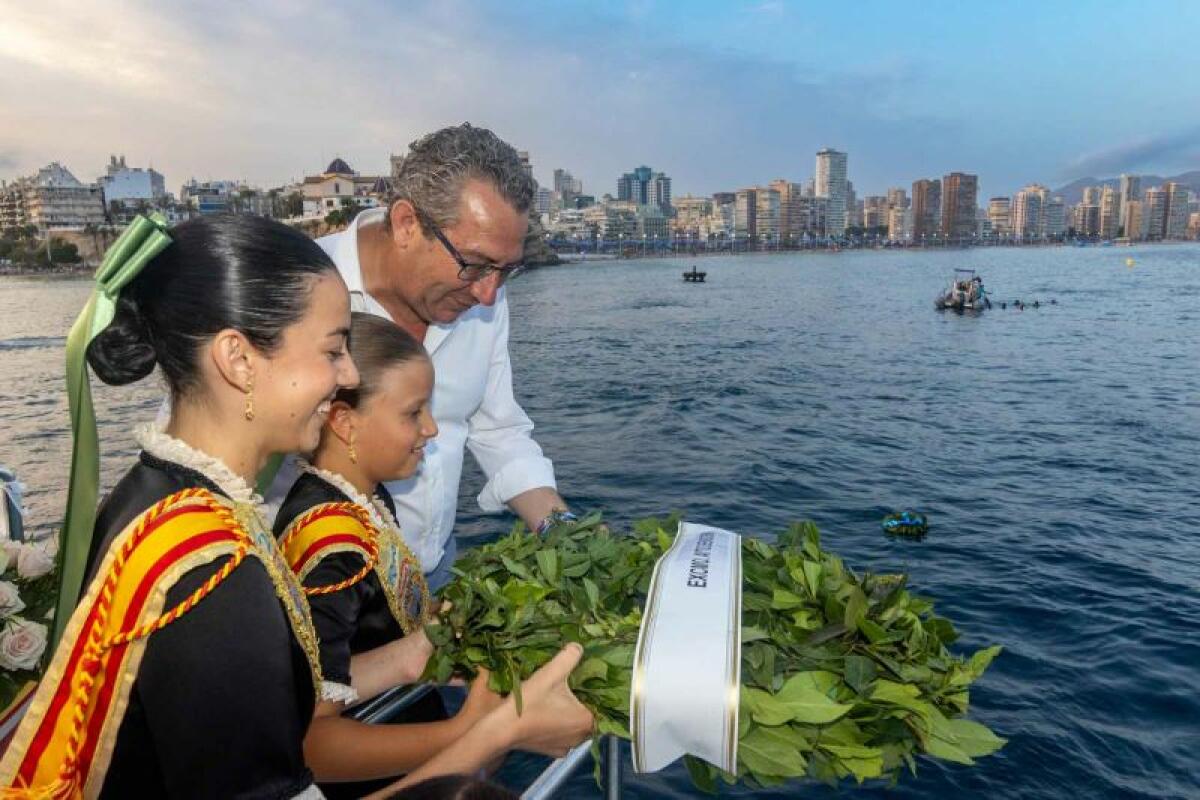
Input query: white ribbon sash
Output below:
<box><xmin>630</xmin><ymin>521</ymin><xmax>742</xmax><ymax>773</ymax></box>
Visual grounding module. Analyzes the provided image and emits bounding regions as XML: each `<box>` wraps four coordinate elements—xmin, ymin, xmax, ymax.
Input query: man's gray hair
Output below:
<box><xmin>388</xmin><ymin>123</ymin><xmax>535</xmax><ymax>229</ymax></box>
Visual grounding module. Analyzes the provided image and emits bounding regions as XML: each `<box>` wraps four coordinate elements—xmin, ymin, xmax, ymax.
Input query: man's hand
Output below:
<box><xmin>506</xmin><ymin>486</ymin><xmax>569</xmax><ymax>533</ymax></box>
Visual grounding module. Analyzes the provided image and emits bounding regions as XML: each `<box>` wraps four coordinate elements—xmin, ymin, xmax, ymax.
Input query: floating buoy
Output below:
<box><xmin>882</xmin><ymin>510</ymin><xmax>928</xmax><ymax>538</ymax></box>
<box><xmin>1126</xmin><ymin>258</ymin><xmax>1135</xmax><ymax>267</ymax></box>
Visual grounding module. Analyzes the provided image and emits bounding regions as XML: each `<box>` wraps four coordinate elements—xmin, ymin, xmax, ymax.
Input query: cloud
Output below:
<box><xmin>1061</xmin><ymin>127</ymin><xmax>1200</xmax><ymax>180</ymax></box>
<box><xmin>0</xmin><ymin>1</ymin><xmax>1043</xmax><ymax>197</ymax></box>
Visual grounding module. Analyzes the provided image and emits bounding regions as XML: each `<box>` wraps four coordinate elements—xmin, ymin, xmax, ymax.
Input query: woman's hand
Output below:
<box><xmin>496</xmin><ymin>643</ymin><xmax>594</xmax><ymax>757</ymax></box>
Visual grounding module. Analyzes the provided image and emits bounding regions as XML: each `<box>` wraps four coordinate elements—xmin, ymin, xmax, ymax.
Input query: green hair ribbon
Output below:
<box><xmin>52</xmin><ymin>213</ymin><xmax>172</xmax><ymax>649</ymax></box>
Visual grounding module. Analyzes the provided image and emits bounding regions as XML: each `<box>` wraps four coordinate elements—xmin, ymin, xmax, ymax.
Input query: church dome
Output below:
<box><xmin>325</xmin><ymin>157</ymin><xmax>354</xmax><ymax>175</ymax></box>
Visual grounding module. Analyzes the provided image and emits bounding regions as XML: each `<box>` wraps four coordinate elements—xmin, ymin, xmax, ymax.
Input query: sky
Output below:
<box><xmin>1</xmin><ymin>0</ymin><xmax>1198</xmax><ymax>201</ymax></box>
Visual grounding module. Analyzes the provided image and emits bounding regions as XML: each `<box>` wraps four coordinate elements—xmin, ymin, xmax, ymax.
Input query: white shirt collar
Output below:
<box><xmin>332</xmin><ymin>207</ymin><xmax>469</xmax><ymax>356</ymax></box>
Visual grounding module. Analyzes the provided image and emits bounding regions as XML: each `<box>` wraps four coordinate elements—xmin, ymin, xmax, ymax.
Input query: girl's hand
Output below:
<box><xmin>457</xmin><ymin>668</ymin><xmax>506</xmax><ymax>724</ymax></box>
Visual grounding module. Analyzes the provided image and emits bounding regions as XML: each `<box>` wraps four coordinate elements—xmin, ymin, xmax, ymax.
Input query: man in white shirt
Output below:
<box><xmin>272</xmin><ymin>124</ymin><xmax>570</xmax><ymax>589</ymax></box>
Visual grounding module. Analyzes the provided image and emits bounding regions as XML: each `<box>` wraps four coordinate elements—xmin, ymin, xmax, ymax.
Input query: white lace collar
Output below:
<box><xmin>296</xmin><ymin>461</ymin><xmax>399</xmax><ymax>535</ymax></box>
<box><xmin>136</xmin><ymin>423</ymin><xmax>262</xmax><ymax>507</ymax></box>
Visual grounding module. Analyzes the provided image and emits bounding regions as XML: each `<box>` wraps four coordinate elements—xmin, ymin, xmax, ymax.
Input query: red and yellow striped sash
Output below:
<box><xmin>0</xmin><ymin>488</ymin><xmax>316</xmax><ymax>798</ymax></box>
<box><xmin>279</xmin><ymin>502</ymin><xmax>430</xmax><ymax>634</ymax></box>
<box><xmin>279</xmin><ymin>502</ymin><xmax>379</xmax><ymax>595</ymax></box>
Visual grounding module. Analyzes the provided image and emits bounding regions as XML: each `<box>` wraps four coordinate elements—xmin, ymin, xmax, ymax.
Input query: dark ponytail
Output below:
<box><xmin>336</xmin><ymin>312</ymin><xmax>429</xmax><ymax>408</ymax></box>
<box><xmin>86</xmin><ymin>214</ymin><xmax>339</xmax><ymax>395</ymax></box>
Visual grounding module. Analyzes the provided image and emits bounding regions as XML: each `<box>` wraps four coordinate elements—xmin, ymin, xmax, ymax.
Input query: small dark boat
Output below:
<box><xmin>882</xmin><ymin>510</ymin><xmax>928</xmax><ymax>537</ymax></box>
<box><xmin>683</xmin><ymin>265</ymin><xmax>706</xmax><ymax>283</ymax></box>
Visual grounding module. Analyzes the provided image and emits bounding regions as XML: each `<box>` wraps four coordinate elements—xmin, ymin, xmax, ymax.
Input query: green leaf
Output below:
<box><xmin>741</xmin><ymin>625</ymin><xmax>771</xmax><ymax>643</ymax></box>
<box><xmin>742</xmin><ymin>687</ymin><xmax>794</xmax><ymax>726</ymax></box>
<box><xmin>843</xmin><ymin>586</ymin><xmax>868</xmax><ymax>631</ymax></box>
<box><xmin>858</xmin><ymin>618</ymin><xmax>889</xmax><ymax>644</ymax></box>
<box><xmin>598</xmin><ymin>644</ymin><xmax>634</xmax><ymax>668</ymax></box>
<box><xmin>572</xmin><ymin>657</ymin><xmax>609</xmax><ymax>687</ymax></box>
<box><xmin>967</xmin><ymin>645</ymin><xmax>1003</xmax><ymax>679</ymax></box>
<box><xmin>771</xmin><ymin>588</ymin><xmax>807</xmax><ymax>609</ymax></box>
<box><xmin>819</xmin><ymin>744</ymin><xmax>885</xmax><ymax>781</ymax></box>
<box><xmin>500</xmin><ymin>554</ymin><xmax>533</xmax><ymax>580</ymax></box>
<box><xmin>940</xmin><ymin>718</ymin><xmax>1006</xmax><ymax>758</ymax></box>
<box><xmin>684</xmin><ymin>755</ymin><xmax>719</xmax><ymax>794</ymax></box>
<box><xmin>921</xmin><ymin>732</ymin><xmax>974</xmax><ymax>765</ymax></box>
<box><xmin>536</xmin><ymin>548</ymin><xmax>559</xmax><ymax>584</ymax></box>
<box><xmin>739</xmin><ymin>725</ymin><xmax>808</xmax><ymax>778</ymax></box>
<box><xmin>780</xmin><ymin>670</ymin><xmax>841</xmax><ymax>696</ymax></box>
<box><xmin>773</xmin><ymin>681</ymin><xmax>853</xmax><ymax>725</ymax></box>
<box><xmin>802</xmin><ymin>561</ymin><xmax>823</xmax><ymax>598</ymax></box>
<box><xmin>844</xmin><ymin>655</ymin><xmax>877</xmax><ymax>694</ymax></box>
<box><xmin>583</xmin><ymin>577</ymin><xmax>600</xmax><ymax>609</ymax></box>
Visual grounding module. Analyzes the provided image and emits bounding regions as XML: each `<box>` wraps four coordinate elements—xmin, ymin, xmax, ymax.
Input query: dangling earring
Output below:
<box><xmin>243</xmin><ymin>376</ymin><xmax>255</xmax><ymax>421</ymax></box>
<box><xmin>348</xmin><ymin>431</ymin><xmax>358</xmax><ymax>464</ymax></box>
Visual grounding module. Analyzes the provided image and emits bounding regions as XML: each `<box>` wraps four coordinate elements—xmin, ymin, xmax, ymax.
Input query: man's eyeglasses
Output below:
<box><xmin>414</xmin><ymin>207</ymin><xmax>525</xmax><ymax>284</ymax></box>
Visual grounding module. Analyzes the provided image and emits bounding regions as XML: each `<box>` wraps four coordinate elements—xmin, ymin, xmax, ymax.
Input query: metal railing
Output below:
<box><xmin>345</xmin><ymin>684</ymin><xmax>623</xmax><ymax>799</ymax></box>
<box><xmin>522</xmin><ymin>736</ymin><xmax>622</xmax><ymax>800</ymax></box>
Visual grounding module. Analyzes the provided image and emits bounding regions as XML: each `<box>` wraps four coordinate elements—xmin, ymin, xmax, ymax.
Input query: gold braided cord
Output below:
<box><xmin>1</xmin><ymin>489</ymin><xmax>251</xmax><ymax>799</ymax></box>
<box><xmin>279</xmin><ymin>502</ymin><xmax>380</xmax><ymax>596</ymax></box>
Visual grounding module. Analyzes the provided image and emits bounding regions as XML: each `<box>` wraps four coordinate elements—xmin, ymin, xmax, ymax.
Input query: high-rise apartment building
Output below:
<box><xmin>814</xmin><ymin>148</ymin><xmax>848</xmax><ymax>236</ymax></box>
<box><xmin>1124</xmin><ymin>200</ymin><xmax>1146</xmax><ymax>241</ymax></box>
<box><xmin>734</xmin><ymin>188</ymin><xmax>757</xmax><ymax>237</ymax></box>
<box><xmin>887</xmin><ymin>204</ymin><xmax>912</xmax><ymax>241</ymax></box>
<box><xmin>755</xmin><ymin>187</ymin><xmax>782</xmax><ymax>242</ymax></box>
<box><xmin>845</xmin><ymin>180</ymin><xmax>860</xmax><ymax>229</ymax></box>
<box><xmin>940</xmin><ymin>172</ymin><xmax>978</xmax><ymax>240</ymax></box>
<box><xmin>671</xmin><ymin>195</ymin><xmax>713</xmax><ymax>236</ymax></box>
<box><xmin>1099</xmin><ymin>185</ymin><xmax>1121</xmax><ymax>239</ymax></box>
<box><xmin>553</xmin><ymin>168</ymin><xmax>582</xmax><ymax>196</ymax></box>
<box><xmin>769</xmin><ymin>179</ymin><xmax>804</xmax><ymax>241</ymax></box>
<box><xmin>1074</xmin><ymin>203</ymin><xmax>1100</xmax><ymax>236</ymax></box>
<box><xmin>1118</xmin><ymin>174</ymin><xmax>1140</xmax><ymax>232</ymax></box>
<box><xmin>617</xmin><ymin>166</ymin><xmax>671</xmax><ymax>212</ymax></box>
<box><xmin>1011</xmin><ymin>184</ymin><xmax>1046</xmax><ymax>239</ymax></box>
<box><xmin>987</xmin><ymin>197</ymin><xmax>1011</xmax><ymax>234</ymax></box>
<box><xmin>617</xmin><ymin>166</ymin><xmax>650</xmax><ymax>204</ymax></box>
<box><xmin>1164</xmin><ymin>182</ymin><xmax>1190</xmax><ymax>239</ymax></box>
<box><xmin>1144</xmin><ymin>186</ymin><xmax>1168</xmax><ymax>239</ymax></box>
<box><xmin>863</xmin><ymin>196</ymin><xmax>890</xmax><ymax>230</ymax></box>
<box><xmin>911</xmin><ymin>178</ymin><xmax>941</xmax><ymax>241</ymax></box>
<box><xmin>1042</xmin><ymin>196</ymin><xmax>1066</xmax><ymax>238</ymax></box>
<box><xmin>886</xmin><ymin>187</ymin><xmax>909</xmax><ymax>209</ymax></box>
<box><xmin>1082</xmin><ymin>186</ymin><xmax>1102</xmax><ymax>206</ymax></box>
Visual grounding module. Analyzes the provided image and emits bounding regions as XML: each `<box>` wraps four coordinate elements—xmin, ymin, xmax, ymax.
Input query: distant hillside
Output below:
<box><xmin>1054</xmin><ymin>170</ymin><xmax>1200</xmax><ymax>204</ymax></box>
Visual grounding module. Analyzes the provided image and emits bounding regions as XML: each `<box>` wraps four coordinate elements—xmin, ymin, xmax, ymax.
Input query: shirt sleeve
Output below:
<box><xmin>466</xmin><ymin>293</ymin><xmax>558</xmax><ymax>513</ymax></box>
<box><xmin>302</xmin><ymin>551</ymin><xmax>370</xmax><ymax>692</ymax></box>
<box><xmin>134</xmin><ymin>557</ymin><xmax>317</xmax><ymax>799</ymax></box>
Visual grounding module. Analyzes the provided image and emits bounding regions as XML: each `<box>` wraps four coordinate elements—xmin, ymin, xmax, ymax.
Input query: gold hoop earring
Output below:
<box><xmin>243</xmin><ymin>378</ymin><xmax>255</xmax><ymax>422</ymax></box>
<box><xmin>348</xmin><ymin>431</ymin><xmax>358</xmax><ymax>464</ymax></box>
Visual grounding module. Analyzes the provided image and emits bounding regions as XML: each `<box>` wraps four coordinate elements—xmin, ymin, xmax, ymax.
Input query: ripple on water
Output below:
<box><xmin>5</xmin><ymin>247</ymin><xmax>1200</xmax><ymax>799</ymax></box>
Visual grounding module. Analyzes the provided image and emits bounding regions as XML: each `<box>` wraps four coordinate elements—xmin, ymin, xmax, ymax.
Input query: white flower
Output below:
<box><xmin>0</xmin><ymin>548</ymin><xmax>9</xmax><ymax>575</ymax></box>
<box><xmin>0</xmin><ymin>582</ymin><xmax>24</xmax><ymax>619</ymax></box>
<box><xmin>1</xmin><ymin>541</ymin><xmax>20</xmax><ymax>565</ymax></box>
<box><xmin>0</xmin><ymin>618</ymin><xmax>47</xmax><ymax>671</ymax></box>
<box><xmin>16</xmin><ymin>541</ymin><xmax>55</xmax><ymax>580</ymax></box>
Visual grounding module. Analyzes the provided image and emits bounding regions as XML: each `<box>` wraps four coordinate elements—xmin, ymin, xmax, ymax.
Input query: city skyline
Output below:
<box><xmin>2</xmin><ymin>1</ymin><xmax>1199</xmax><ymax>201</ymax></box>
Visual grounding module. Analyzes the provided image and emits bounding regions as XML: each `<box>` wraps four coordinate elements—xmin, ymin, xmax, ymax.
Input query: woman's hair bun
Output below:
<box><xmin>85</xmin><ymin>294</ymin><xmax>158</xmax><ymax>386</ymax></box>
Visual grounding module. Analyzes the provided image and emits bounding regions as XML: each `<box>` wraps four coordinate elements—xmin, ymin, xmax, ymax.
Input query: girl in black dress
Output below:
<box><xmin>276</xmin><ymin>313</ymin><xmax>593</xmax><ymax>791</ymax></box>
